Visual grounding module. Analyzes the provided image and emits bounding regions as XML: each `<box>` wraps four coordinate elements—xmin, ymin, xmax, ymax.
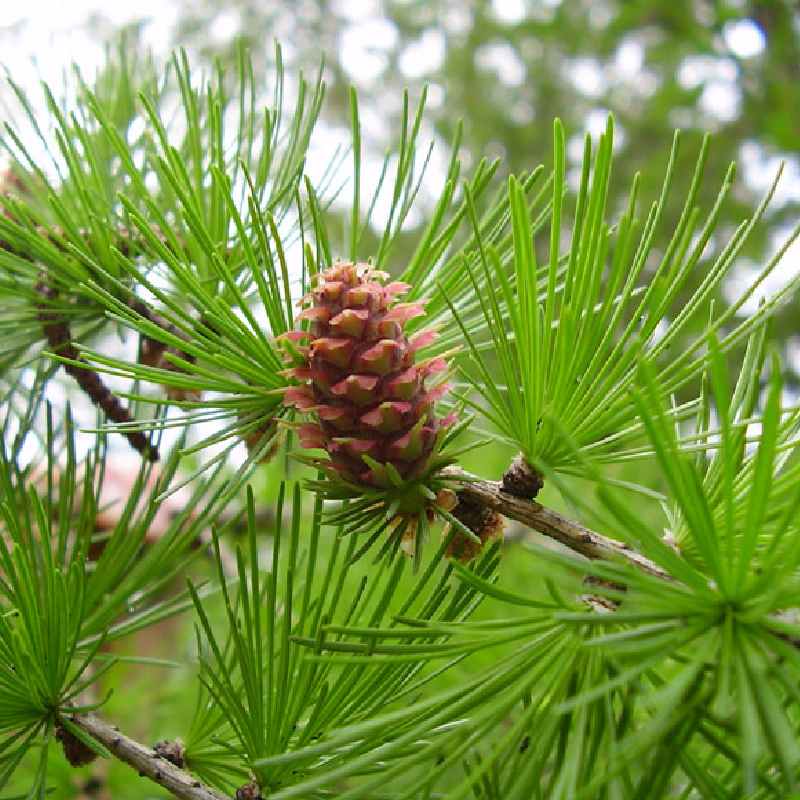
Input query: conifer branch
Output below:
<box><xmin>446</xmin><ymin>468</ymin><xmax>672</xmax><ymax>581</ymax></box>
<box><xmin>4</xmin><ymin>218</ymin><xmax>217</xmax><ymax>450</ymax></box>
<box><xmin>35</xmin><ymin>275</ymin><xmax>160</xmax><ymax>461</ymax></box>
<box><xmin>65</xmin><ymin>711</ymin><xmax>232</xmax><ymax>800</ymax></box>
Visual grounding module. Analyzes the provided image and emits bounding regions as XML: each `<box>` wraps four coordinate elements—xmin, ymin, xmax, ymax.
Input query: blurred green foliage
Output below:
<box><xmin>150</xmin><ymin>0</ymin><xmax>800</xmax><ymax>370</ymax></box>
<box><xmin>161</xmin><ymin>5</ymin><xmax>791</xmax><ymax>210</ymax></box>
<box><xmin>7</xmin><ymin>0</ymin><xmax>800</xmax><ymax>365</ymax></box>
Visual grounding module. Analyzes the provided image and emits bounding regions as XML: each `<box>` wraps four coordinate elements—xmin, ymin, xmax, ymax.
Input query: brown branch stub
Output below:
<box><xmin>128</xmin><ymin>295</ymin><xmax>204</xmax><ymax>403</ymax></box>
<box><xmin>444</xmin><ymin>467</ymin><xmax>672</xmax><ymax>581</ymax></box>
<box><xmin>154</xmin><ymin>740</ymin><xmax>186</xmax><ymax>769</ymax></box>
<box><xmin>443</xmin><ymin>495</ymin><xmax>505</xmax><ymax>563</ymax></box>
<box><xmin>501</xmin><ymin>455</ymin><xmax>544</xmax><ymax>499</ymax></box>
<box><xmin>35</xmin><ymin>275</ymin><xmax>159</xmax><ymax>461</ymax></box>
<box><xmin>55</xmin><ymin>719</ymin><xmax>98</xmax><ymax>767</ymax></box>
<box><xmin>134</xmin><ymin>294</ymin><xmax>172</xmax><ymax>373</ymax></box>
<box><xmin>235</xmin><ymin>780</ymin><xmax>264</xmax><ymax>800</ymax></box>
<box><xmin>66</xmin><ymin>711</ymin><xmax>232</xmax><ymax>800</ymax></box>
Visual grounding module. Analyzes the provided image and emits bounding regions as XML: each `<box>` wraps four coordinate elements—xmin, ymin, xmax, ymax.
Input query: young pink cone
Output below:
<box><xmin>280</xmin><ymin>262</ymin><xmax>456</xmax><ymax>490</ymax></box>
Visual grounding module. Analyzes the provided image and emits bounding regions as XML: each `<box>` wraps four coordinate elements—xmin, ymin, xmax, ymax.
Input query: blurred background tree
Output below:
<box><xmin>4</xmin><ymin>0</ymin><xmax>799</xmax><ymax>352</ymax></box>
<box><xmin>154</xmin><ymin>0</ymin><xmax>800</xmax><ymax>367</ymax></box>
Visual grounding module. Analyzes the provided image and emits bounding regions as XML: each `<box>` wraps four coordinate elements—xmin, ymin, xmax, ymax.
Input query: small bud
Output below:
<box><xmin>153</xmin><ymin>739</ymin><xmax>185</xmax><ymax>768</ymax></box>
<box><xmin>236</xmin><ymin>779</ymin><xmax>264</xmax><ymax>800</ymax></box>
<box><xmin>443</xmin><ymin>495</ymin><xmax>504</xmax><ymax>563</ymax></box>
<box><xmin>501</xmin><ymin>455</ymin><xmax>544</xmax><ymax>499</ymax></box>
<box><xmin>55</xmin><ymin>721</ymin><xmax>97</xmax><ymax>768</ymax></box>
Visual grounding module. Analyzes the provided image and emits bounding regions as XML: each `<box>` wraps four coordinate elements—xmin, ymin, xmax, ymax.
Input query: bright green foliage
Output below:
<box><xmin>165</xmin><ymin>1</ymin><xmax>800</xmax><ymax>366</ymax></box>
<box><xmin>452</xmin><ymin>115</ymin><xmax>800</xmax><ymax>480</ymax></box>
<box><xmin>0</xmin><ymin>376</ymin><xmax>231</xmax><ymax>791</ymax></box>
<box><xmin>185</xmin><ymin>484</ymin><xmax>499</xmax><ymax>795</ymax></box>
<box><xmin>2</xmin><ymin>37</ymin><xmax>800</xmax><ymax>800</ymax></box>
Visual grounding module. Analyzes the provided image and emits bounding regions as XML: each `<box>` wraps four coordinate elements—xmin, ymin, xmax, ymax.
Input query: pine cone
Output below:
<box><xmin>280</xmin><ymin>262</ymin><xmax>456</xmax><ymax>490</ymax></box>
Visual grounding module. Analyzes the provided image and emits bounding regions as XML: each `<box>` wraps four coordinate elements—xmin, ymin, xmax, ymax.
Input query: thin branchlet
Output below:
<box><xmin>35</xmin><ymin>275</ymin><xmax>159</xmax><ymax>461</ymax></box>
<box><xmin>65</xmin><ymin>711</ymin><xmax>230</xmax><ymax>800</ymax></box>
<box><xmin>2</xmin><ymin>212</ymin><xmax>221</xmax><ymax>449</ymax></box>
<box><xmin>445</xmin><ymin>466</ymin><xmax>672</xmax><ymax>581</ymax></box>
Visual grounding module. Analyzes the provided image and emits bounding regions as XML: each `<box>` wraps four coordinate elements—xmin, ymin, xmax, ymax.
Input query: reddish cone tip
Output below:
<box><xmin>281</xmin><ymin>262</ymin><xmax>455</xmax><ymax>489</ymax></box>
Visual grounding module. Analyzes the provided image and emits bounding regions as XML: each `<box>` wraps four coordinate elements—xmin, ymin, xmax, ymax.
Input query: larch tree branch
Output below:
<box><xmin>64</xmin><ymin>711</ymin><xmax>233</xmax><ymax>800</ymax></box>
<box><xmin>445</xmin><ymin>467</ymin><xmax>672</xmax><ymax>581</ymax></box>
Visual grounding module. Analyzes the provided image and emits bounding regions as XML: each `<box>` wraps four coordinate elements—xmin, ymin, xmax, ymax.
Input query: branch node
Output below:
<box><xmin>443</xmin><ymin>495</ymin><xmax>505</xmax><ymax>562</ymax></box>
<box><xmin>501</xmin><ymin>454</ymin><xmax>544</xmax><ymax>499</ymax></box>
<box><xmin>55</xmin><ymin>719</ymin><xmax>97</xmax><ymax>768</ymax></box>
<box><xmin>236</xmin><ymin>780</ymin><xmax>264</xmax><ymax>800</ymax></box>
<box><xmin>154</xmin><ymin>739</ymin><xmax>186</xmax><ymax>769</ymax></box>
<box><xmin>70</xmin><ymin>711</ymin><xmax>232</xmax><ymax>800</ymax></box>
